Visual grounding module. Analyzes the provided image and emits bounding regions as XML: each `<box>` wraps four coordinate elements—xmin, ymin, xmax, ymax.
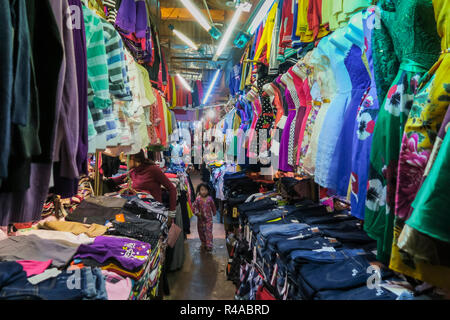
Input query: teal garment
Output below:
<box><xmin>371</xmin><ymin>0</ymin><xmax>399</xmax><ymax>108</ymax></box>
<box><xmin>407</xmin><ymin>129</ymin><xmax>450</xmax><ymax>243</ymax></box>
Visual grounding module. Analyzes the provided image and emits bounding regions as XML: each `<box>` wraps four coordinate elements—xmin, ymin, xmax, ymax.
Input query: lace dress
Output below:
<box><xmin>302</xmin><ymin>37</ymin><xmax>337</xmax><ymax>175</ymax></box>
<box><xmin>363</xmin><ymin>0</ymin><xmax>441</xmax><ymax>265</ymax></box>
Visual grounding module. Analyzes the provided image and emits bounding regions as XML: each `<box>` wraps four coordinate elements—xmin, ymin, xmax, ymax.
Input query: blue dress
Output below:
<box><xmin>350</xmin><ymin>10</ymin><xmax>381</xmax><ymax>220</ymax></box>
<box><xmin>314</xmin><ymin>28</ymin><xmax>353</xmax><ymax>188</ymax></box>
<box><xmin>327</xmin><ymin>11</ymin><xmax>371</xmax><ymax>195</ymax></box>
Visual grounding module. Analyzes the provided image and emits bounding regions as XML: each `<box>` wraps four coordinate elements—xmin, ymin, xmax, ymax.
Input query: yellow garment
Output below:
<box><xmin>101</xmin><ymin>263</ymin><xmax>145</xmax><ymax>279</ymax></box>
<box><xmin>297</xmin><ymin>0</ymin><xmax>309</xmax><ymax>35</ymax></box>
<box><xmin>322</xmin><ymin>0</ymin><xmax>332</xmax><ymax>25</ymax></box>
<box><xmin>136</xmin><ymin>64</ymin><xmax>156</xmax><ymax>106</ymax></box>
<box><xmin>39</xmin><ymin>221</ymin><xmax>107</xmax><ymax>238</ymax></box>
<box><xmin>88</xmin><ymin>0</ymin><xmax>106</xmax><ymax>18</ymax></box>
<box><xmin>171</xmin><ymin>76</ymin><xmax>177</xmax><ymax>108</ymax></box>
<box><xmin>187</xmin><ymin>202</ymin><xmax>193</xmax><ymax>219</ymax></box>
<box><xmin>254</xmin><ymin>1</ymin><xmax>278</xmax><ymax>62</ymax></box>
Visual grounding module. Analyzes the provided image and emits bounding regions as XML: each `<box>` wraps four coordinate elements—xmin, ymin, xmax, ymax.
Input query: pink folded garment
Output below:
<box><xmin>16</xmin><ymin>260</ymin><xmax>53</xmax><ymax>277</ymax></box>
<box><xmin>101</xmin><ymin>270</ymin><xmax>133</xmax><ymax>300</ymax></box>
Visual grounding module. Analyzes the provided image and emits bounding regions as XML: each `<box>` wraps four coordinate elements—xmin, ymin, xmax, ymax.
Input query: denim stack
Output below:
<box><xmin>0</xmin><ymin>261</ymin><xmax>107</xmax><ymax>300</ymax></box>
<box><xmin>231</xmin><ymin>196</ymin><xmax>402</xmax><ymax>300</ymax></box>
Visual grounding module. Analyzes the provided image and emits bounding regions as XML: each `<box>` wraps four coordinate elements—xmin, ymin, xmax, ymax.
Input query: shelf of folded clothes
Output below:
<box><xmin>0</xmin><ymin>193</ymin><xmax>169</xmax><ymax>300</ymax></box>
<box><xmin>226</xmin><ymin>181</ymin><xmax>437</xmax><ymax>300</ymax></box>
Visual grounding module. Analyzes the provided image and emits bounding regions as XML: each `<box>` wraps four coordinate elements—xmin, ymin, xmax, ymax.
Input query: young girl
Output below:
<box><xmin>192</xmin><ymin>183</ymin><xmax>217</xmax><ymax>251</ymax></box>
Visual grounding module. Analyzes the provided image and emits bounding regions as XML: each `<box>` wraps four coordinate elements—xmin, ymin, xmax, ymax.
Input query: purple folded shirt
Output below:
<box><xmin>115</xmin><ymin>0</ymin><xmax>147</xmax><ymax>38</ymax></box>
<box><xmin>74</xmin><ymin>236</ymin><xmax>150</xmax><ymax>270</ymax></box>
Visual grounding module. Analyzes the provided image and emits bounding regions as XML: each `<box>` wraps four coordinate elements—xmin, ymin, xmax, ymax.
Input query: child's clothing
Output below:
<box><xmin>192</xmin><ymin>195</ymin><xmax>216</xmax><ymax>250</ymax></box>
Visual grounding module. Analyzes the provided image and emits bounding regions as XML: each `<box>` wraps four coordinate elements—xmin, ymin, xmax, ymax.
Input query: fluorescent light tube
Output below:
<box><xmin>247</xmin><ymin>0</ymin><xmax>275</xmax><ymax>35</ymax></box>
<box><xmin>173</xmin><ymin>29</ymin><xmax>198</xmax><ymax>50</ymax></box>
<box><xmin>213</xmin><ymin>4</ymin><xmax>244</xmax><ymax>61</ymax></box>
<box><xmin>180</xmin><ymin>0</ymin><xmax>211</xmax><ymax>32</ymax></box>
<box><xmin>177</xmin><ymin>74</ymin><xmax>193</xmax><ymax>91</ymax></box>
<box><xmin>202</xmin><ymin>69</ymin><xmax>221</xmax><ymax>105</ymax></box>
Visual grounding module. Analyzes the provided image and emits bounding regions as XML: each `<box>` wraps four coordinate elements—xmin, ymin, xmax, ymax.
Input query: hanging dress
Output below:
<box><xmin>314</xmin><ymin>28</ymin><xmax>353</xmax><ymax>189</ymax></box>
<box><xmin>349</xmin><ymin>8</ymin><xmax>381</xmax><ymax>220</ymax></box>
<box><xmin>302</xmin><ymin>38</ymin><xmax>336</xmax><ymax>175</ymax></box>
<box><xmin>388</xmin><ymin>0</ymin><xmax>450</xmax><ymax>290</ymax></box>
<box><xmin>363</xmin><ymin>0</ymin><xmax>441</xmax><ymax>265</ymax></box>
<box><xmin>327</xmin><ymin>11</ymin><xmax>371</xmax><ymax>196</ymax></box>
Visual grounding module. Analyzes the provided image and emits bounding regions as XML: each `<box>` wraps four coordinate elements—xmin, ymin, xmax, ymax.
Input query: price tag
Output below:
<box><xmin>271</xmin><ymin>263</ymin><xmax>278</xmax><ymax>286</ymax></box>
<box><xmin>115</xmin><ymin>214</ymin><xmax>125</xmax><ymax>222</ymax></box>
<box><xmin>232</xmin><ymin>207</ymin><xmax>238</xmax><ymax>218</ymax></box>
<box><xmin>252</xmin><ymin>246</ymin><xmax>257</xmax><ymax>265</ymax></box>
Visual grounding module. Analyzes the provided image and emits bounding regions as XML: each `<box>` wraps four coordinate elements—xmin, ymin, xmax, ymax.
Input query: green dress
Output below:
<box><xmin>363</xmin><ymin>0</ymin><xmax>440</xmax><ymax>264</ymax></box>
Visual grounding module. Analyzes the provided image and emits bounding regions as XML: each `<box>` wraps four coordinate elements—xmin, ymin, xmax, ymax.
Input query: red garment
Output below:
<box><xmin>112</xmin><ymin>163</ymin><xmax>177</xmax><ymax>210</ymax></box>
<box><xmin>256</xmin><ymin>286</ymin><xmax>276</xmax><ymax>300</ymax></box>
<box><xmin>279</xmin><ymin>0</ymin><xmax>294</xmax><ymax>48</ymax></box>
<box><xmin>17</xmin><ymin>260</ymin><xmax>52</xmax><ymax>277</ymax></box>
<box><xmin>196</xmin><ymin>80</ymin><xmax>203</xmax><ymax>102</ymax></box>
<box><xmin>288</xmin><ymin>69</ymin><xmax>312</xmax><ymax>165</ymax></box>
<box><xmin>307</xmin><ymin>0</ymin><xmax>322</xmax><ymax>39</ymax></box>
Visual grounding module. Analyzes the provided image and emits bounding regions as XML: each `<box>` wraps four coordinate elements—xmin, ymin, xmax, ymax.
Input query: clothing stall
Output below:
<box><xmin>202</xmin><ymin>0</ymin><xmax>450</xmax><ymax>299</ymax></box>
<box><xmin>0</xmin><ymin>0</ymin><xmax>192</xmax><ymax>300</ymax></box>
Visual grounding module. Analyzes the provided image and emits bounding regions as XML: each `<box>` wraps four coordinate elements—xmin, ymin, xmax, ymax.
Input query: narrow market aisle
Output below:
<box><xmin>165</xmin><ymin>171</ymin><xmax>236</xmax><ymax>300</ymax></box>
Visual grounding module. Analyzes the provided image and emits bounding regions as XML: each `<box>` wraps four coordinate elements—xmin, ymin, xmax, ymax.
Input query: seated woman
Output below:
<box><xmin>108</xmin><ymin>150</ymin><xmax>177</xmax><ymax>215</ymax></box>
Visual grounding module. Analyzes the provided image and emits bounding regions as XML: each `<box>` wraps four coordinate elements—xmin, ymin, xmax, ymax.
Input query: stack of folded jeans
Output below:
<box><xmin>296</xmin><ymin>255</ymin><xmax>395</xmax><ymax>300</ymax></box>
<box><xmin>0</xmin><ymin>261</ymin><xmax>107</xmax><ymax>300</ymax></box>
<box><xmin>229</xmin><ymin>191</ymin><xmax>393</xmax><ymax>300</ymax></box>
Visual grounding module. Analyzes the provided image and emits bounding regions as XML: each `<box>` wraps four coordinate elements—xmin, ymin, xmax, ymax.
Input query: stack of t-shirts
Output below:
<box><xmin>277</xmin><ymin>177</ymin><xmax>314</xmax><ymax>203</ymax></box>
<box><xmin>223</xmin><ymin>172</ymin><xmax>260</xmax><ymax>199</ymax></box>
<box><xmin>0</xmin><ymin>261</ymin><xmax>107</xmax><ymax>300</ymax></box>
<box><xmin>0</xmin><ymin>235</ymin><xmax>79</xmax><ymax>268</ymax></box>
<box><xmin>66</xmin><ymin>196</ymin><xmax>127</xmax><ymax>225</ymax></box>
<box><xmin>74</xmin><ymin>236</ymin><xmax>151</xmax><ymax>281</ymax></box>
<box><xmin>129</xmin><ymin>243</ymin><xmax>162</xmax><ymax>300</ymax></box>
<box><xmin>107</xmin><ymin>212</ymin><xmax>162</xmax><ymax>248</ymax></box>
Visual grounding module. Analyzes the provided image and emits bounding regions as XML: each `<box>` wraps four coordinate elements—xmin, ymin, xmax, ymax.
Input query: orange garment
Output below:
<box><xmin>154</xmin><ymin>89</ymin><xmax>167</xmax><ymax>146</ymax></box>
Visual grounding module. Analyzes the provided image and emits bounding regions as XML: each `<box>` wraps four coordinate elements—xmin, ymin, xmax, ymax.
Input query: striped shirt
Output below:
<box><xmin>101</xmin><ymin>18</ymin><xmax>132</xmax><ymax>100</ymax></box>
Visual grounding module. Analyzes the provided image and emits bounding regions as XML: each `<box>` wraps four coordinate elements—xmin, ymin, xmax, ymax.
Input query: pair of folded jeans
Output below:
<box><xmin>296</xmin><ymin>255</ymin><xmax>393</xmax><ymax>299</ymax></box>
<box><xmin>314</xmin><ymin>283</ymin><xmax>398</xmax><ymax>300</ymax></box>
<box><xmin>289</xmin><ymin>248</ymin><xmax>367</xmax><ymax>265</ymax></box>
<box><xmin>277</xmin><ymin>236</ymin><xmax>341</xmax><ymax>256</ymax></box>
<box><xmin>0</xmin><ymin>267</ymin><xmax>107</xmax><ymax>300</ymax></box>
<box><xmin>314</xmin><ymin>220</ymin><xmax>374</xmax><ymax>243</ymax></box>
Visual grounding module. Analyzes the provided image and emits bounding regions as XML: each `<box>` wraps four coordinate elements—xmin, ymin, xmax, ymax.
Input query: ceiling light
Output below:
<box><xmin>202</xmin><ymin>69</ymin><xmax>221</xmax><ymax>105</ymax></box>
<box><xmin>177</xmin><ymin>74</ymin><xmax>193</xmax><ymax>91</ymax></box>
<box><xmin>169</xmin><ymin>25</ymin><xmax>198</xmax><ymax>50</ymax></box>
<box><xmin>212</xmin><ymin>4</ymin><xmax>244</xmax><ymax>61</ymax></box>
<box><xmin>233</xmin><ymin>0</ymin><xmax>275</xmax><ymax>48</ymax></box>
<box><xmin>180</xmin><ymin>0</ymin><xmax>222</xmax><ymax>39</ymax></box>
<box><xmin>247</xmin><ymin>0</ymin><xmax>275</xmax><ymax>35</ymax></box>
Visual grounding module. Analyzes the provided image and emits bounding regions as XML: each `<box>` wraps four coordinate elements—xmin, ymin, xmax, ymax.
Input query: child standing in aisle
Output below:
<box><xmin>192</xmin><ymin>183</ymin><xmax>216</xmax><ymax>252</ymax></box>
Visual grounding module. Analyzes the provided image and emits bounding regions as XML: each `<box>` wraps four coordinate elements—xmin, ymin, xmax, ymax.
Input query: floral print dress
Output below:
<box><xmin>363</xmin><ymin>0</ymin><xmax>441</xmax><ymax>265</ymax></box>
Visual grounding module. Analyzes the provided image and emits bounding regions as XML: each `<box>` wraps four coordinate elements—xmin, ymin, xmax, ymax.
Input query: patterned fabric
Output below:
<box><xmin>192</xmin><ymin>195</ymin><xmax>217</xmax><ymax>249</ymax></box>
<box><xmin>388</xmin><ymin>0</ymin><xmax>450</xmax><ymax>290</ymax></box>
<box><xmin>348</xmin><ymin>9</ymin><xmax>380</xmax><ymax>220</ymax></box>
<box><xmin>363</xmin><ymin>0</ymin><xmax>441</xmax><ymax>264</ymax></box>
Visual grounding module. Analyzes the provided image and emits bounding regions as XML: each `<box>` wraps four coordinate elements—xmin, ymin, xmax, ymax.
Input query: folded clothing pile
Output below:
<box><xmin>0</xmin><ymin>261</ymin><xmax>107</xmax><ymax>300</ymax></box>
<box><xmin>229</xmin><ymin>194</ymin><xmax>407</xmax><ymax>300</ymax></box>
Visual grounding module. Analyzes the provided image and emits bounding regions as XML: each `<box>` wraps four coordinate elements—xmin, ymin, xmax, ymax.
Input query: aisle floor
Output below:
<box><xmin>165</xmin><ymin>171</ymin><xmax>236</xmax><ymax>300</ymax></box>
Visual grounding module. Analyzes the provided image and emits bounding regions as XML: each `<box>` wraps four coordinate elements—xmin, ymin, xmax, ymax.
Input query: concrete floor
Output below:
<box><xmin>165</xmin><ymin>171</ymin><xmax>236</xmax><ymax>300</ymax></box>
